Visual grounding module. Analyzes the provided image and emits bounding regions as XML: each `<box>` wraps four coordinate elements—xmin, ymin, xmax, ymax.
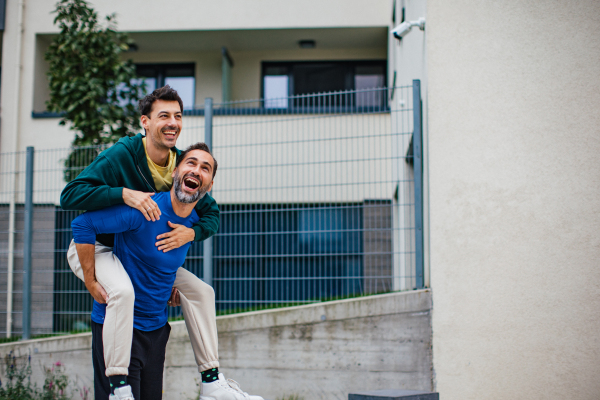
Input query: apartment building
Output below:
<box><xmin>1</xmin><ymin>0</ymin><xmax>414</xmax><ymax>341</ymax></box>
<box><xmin>1</xmin><ymin>0</ymin><xmax>391</xmax><ymax>152</ymax></box>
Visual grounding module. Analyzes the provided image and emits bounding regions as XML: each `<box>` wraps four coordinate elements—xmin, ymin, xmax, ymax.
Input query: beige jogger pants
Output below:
<box><xmin>67</xmin><ymin>240</ymin><xmax>220</xmax><ymax>376</ymax></box>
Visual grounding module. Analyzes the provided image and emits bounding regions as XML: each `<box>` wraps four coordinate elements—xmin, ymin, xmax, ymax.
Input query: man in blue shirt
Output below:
<box><xmin>72</xmin><ymin>144</ymin><xmax>258</xmax><ymax>400</ymax></box>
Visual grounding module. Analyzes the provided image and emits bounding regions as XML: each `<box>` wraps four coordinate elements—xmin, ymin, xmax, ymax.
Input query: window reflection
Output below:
<box><xmin>262</xmin><ymin>61</ymin><xmax>386</xmax><ymax>109</ymax></box>
<box><xmin>135</xmin><ymin>64</ymin><xmax>195</xmax><ymax>110</ymax></box>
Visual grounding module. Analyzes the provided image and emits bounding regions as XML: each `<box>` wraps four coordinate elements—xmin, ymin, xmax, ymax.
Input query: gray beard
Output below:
<box><xmin>173</xmin><ymin>175</ymin><xmax>208</xmax><ymax>204</ymax></box>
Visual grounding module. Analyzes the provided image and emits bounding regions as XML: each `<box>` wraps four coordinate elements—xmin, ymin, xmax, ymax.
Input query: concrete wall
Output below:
<box><xmin>427</xmin><ymin>1</ymin><xmax>600</xmax><ymax>399</ymax></box>
<box><xmin>0</xmin><ymin>290</ymin><xmax>433</xmax><ymax>400</ymax></box>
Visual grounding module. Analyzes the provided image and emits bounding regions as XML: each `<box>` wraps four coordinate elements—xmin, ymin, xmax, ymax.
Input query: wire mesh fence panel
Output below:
<box><xmin>0</xmin><ymin>146</ymin><xmax>112</xmax><ymax>337</ymax></box>
<box><xmin>0</xmin><ymin>150</ymin><xmax>27</xmax><ymax>338</ymax></box>
<box><xmin>0</xmin><ymin>85</ymin><xmax>419</xmax><ymax>337</ymax></box>
<box><xmin>208</xmin><ymin>86</ymin><xmax>417</xmax><ymax>313</ymax></box>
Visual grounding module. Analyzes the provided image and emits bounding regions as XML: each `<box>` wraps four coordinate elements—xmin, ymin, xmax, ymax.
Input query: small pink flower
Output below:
<box><xmin>55</xmin><ymin>361</ymin><xmax>62</xmax><ymax>366</ymax></box>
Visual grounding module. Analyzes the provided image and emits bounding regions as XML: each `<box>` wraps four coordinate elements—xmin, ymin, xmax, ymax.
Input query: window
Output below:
<box><xmin>264</xmin><ymin>75</ymin><xmax>289</xmax><ymax>109</ymax></box>
<box><xmin>262</xmin><ymin>61</ymin><xmax>386</xmax><ymax>108</ymax></box>
<box><xmin>136</xmin><ymin>63</ymin><xmax>196</xmax><ymax>110</ymax></box>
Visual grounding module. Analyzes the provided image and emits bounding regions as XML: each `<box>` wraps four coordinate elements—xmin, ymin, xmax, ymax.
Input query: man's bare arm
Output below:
<box><xmin>75</xmin><ymin>243</ymin><xmax>109</xmax><ymax>304</ymax></box>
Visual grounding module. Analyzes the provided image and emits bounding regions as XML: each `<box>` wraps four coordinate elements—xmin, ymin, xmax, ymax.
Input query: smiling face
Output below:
<box><xmin>171</xmin><ymin>149</ymin><xmax>215</xmax><ymax>204</ymax></box>
<box><xmin>141</xmin><ymin>99</ymin><xmax>182</xmax><ymax>150</ymax></box>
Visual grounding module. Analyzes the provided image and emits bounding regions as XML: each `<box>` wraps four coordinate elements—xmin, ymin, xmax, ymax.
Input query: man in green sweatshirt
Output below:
<box><xmin>61</xmin><ymin>86</ymin><xmax>262</xmax><ymax>400</ymax></box>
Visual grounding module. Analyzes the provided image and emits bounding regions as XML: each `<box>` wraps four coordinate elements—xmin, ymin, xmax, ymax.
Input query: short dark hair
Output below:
<box><xmin>176</xmin><ymin>142</ymin><xmax>218</xmax><ymax>178</ymax></box>
<box><xmin>138</xmin><ymin>85</ymin><xmax>184</xmax><ymax>117</ymax></box>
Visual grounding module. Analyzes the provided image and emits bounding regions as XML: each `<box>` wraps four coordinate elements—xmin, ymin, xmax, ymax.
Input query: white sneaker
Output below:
<box><xmin>108</xmin><ymin>385</ymin><xmax>135</xmax><ymax>400</ymax></box>
<box><xmin>201</xmin><ymin>373</ymin><xmax>264</xmax><ymax>400</ymax></box>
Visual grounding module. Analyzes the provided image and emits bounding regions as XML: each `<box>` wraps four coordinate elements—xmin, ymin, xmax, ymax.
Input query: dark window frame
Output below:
<box><xmin>135</xmin><ymin>63</ymin><xmax>196</xmax><ymax>109</ymax></box>
<box><xmin>0</xmin><ymin>0</ymin><xmax>6</xmax><ymax>31</ymax></box>
<box><xmin>261</xmin><ymin>60</ymin><xmax>387</xmax><ymax>100</ymax></box>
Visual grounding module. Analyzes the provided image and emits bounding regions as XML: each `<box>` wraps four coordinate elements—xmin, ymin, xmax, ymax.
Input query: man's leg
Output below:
<box><xmin>125</xmin><ymin>329</ymin><xmax>146</xmax><ymax>400</ymax></box>
<box><xmin>174</xmin><ymin>267</ymin><xmax>219</xmax><ymax>371</ymax></box>
<box><xmin>113</xmin><ymin>323</ymin><xmax>169</xmax><ymax>400</ymax></box>
<box><xmin>91</xmin><ymin>321</ymin><xmax>112</xmax><ymax>400</ymax></box>
<box><xmin>139</xmin><ymin>323</ymin><xmax>171</xmax><ymax>400</ymax></box>
<box><xmin>174</xmin><ymin>268</ymin><xmax>264</xmax><ymax>400</ymax></box>
<box><xmin>68</xmin><ymin>240</ymin><xmax>135</xmax><ymax>378</ymax></box>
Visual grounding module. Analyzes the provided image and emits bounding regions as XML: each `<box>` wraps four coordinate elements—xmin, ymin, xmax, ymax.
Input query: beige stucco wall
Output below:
<box><xmin>427</xmin><ymin>1</ymin><xmax>600</xmax><ymax>399</ymax></box>
<box><xmin>27</xmin><ymin>0</ymin><xmax>391</xmax><ymax>34</ymax></box>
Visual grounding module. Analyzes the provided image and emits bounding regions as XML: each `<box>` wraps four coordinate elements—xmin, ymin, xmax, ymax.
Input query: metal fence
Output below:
<box><xmin>0</xmin><ymin>82</ymin><xmax>423</xmax><ymax>339</ymax></box>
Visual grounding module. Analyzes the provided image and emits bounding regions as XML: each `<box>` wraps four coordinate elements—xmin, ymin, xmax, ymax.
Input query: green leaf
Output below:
<box><xmin>45</xmin><ymin>0</ymin><xmax>143</xmax><ymax>182</ymax></box>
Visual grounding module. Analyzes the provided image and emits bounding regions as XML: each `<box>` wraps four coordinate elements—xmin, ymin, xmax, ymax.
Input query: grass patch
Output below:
<box><xmin>277</xmin><ymin>395</ymin><xmax>304</xmax><ymax>400</ymax></box>
<box><xmin>0</xmin><ymin>331</ymin><xmax>92</xmax><ymax>345</ymax></box>
<box><xmin>168</xmin><ymin>289</ymin><xmax>394</xmax><ymax>322</ymax></box>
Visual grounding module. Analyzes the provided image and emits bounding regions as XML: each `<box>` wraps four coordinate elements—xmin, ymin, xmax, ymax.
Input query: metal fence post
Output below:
<box><xmin>22</xmin><ymin>146</ymin><xmax>34</xmax><ymax>340</ymax></box>
<box><xmin>412</xmin><ymin>80</ymin><xmax>424</xmax><ymax>289</ymax></box>
<box><xmin>203</xmin><ymin>98</ymin><xmax>214</xmax><ymax>287</ymax></box>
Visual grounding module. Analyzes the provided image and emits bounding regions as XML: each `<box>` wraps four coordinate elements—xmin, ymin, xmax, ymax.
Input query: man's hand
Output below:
<box><xmin>156</xmin><ymin>221</ymin><xmax>195</xmax><ymax>252</ymax></box>
<box><xmin>76</xmin><ymin>243</ymin><xmax>108</xmax><ymax>304</ymax></box>
<box><xmin>167</xmin><ymin>288</ymin><xmax>180</xmax><ymax>307</ymax></box>
<box><xmin>85</xmin><ymin>279</ymin><xmax>109</xmax><ymax>304</ymax></box>
<box><xmin>123</xmin><ymin>188</ymin><xmax>161</xmax><ymax>222</ymax></box>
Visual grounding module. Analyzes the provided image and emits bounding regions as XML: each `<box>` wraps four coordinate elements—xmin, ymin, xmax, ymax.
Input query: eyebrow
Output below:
<box><xmin>158</xmin><ymin>110</ymin><xmax>182</xmax><ymax>115</ymax></box>
<box><xmin>184</xmin><ymin>157</ymin><xmax>213</xmax><ymax>169</ymax></box>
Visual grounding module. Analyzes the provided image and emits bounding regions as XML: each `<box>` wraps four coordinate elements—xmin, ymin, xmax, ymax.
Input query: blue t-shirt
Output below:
<box><xmin>71</xmin><ymin>191</ymin><xmax>200</xmax><ymax>331</ymax></box>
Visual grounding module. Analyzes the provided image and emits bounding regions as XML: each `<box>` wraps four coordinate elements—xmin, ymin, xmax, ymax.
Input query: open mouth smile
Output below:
<box><xmin>183</xmin><ymin>175</ymin><xmax>200</xmax><ymax>191</ymax></box>
<box><xmin>162</xmin><ymin>129</ymin><xmax>178</xmax><ymax>138</ymax></box>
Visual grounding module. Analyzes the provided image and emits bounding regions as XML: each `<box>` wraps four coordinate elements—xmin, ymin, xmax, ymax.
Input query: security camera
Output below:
<box><xmin>391</xmin><ymin>17</ymin><xmax>426</xmax><ymax>39</ymax></box>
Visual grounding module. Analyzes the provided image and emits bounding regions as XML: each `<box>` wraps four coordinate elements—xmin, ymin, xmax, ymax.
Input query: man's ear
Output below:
<box><xmin>206</xmin><ymin>180</ymin><xmax>214</xmax><ymax>193</ymax></box>
<box><xmin>140</xmin><ymin>115</ymin><xmax>149</xmax><ymax>132</ymax></box>
<box><xmin>171</xmin><ymin>167</ymin><xmax>177</xmax><ymax>178</ymax></box>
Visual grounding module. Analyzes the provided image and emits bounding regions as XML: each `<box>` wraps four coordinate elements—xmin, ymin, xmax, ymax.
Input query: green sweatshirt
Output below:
<box><xmin>60</xmin><ymin>133</ymin><xmax>219</xmax><ymax>243</ymax></box>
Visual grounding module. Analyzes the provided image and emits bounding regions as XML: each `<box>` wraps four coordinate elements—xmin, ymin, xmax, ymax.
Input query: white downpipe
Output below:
<box><xmin>7</xmin><ymin>0</ymin><xmax>26</xmax><ymax>338</ymax></box>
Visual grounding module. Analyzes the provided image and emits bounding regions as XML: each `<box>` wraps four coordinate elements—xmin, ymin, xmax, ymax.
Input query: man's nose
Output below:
<box><xmin>167</xmin><ymin>116</ymin><xmax>179</xmax><ymax>126</ymax></box>
<box><xmin>187</xmin><ymin>164</ymin><xmax>201</xmax><ymax>176</ymax></box>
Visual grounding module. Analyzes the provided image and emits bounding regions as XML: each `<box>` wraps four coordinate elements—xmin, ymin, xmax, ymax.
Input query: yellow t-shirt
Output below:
<box><xmin>143</xmin><ymin>137</ymin><xmax>177</xmax><ymax>192</ymax></box>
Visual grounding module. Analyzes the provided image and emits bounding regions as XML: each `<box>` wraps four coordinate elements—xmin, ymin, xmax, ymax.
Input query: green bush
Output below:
<box><xmin>0</xmin><ymin>352</ymin><xmax>89</xmax><ymax>400</ymax></box>
<box><xmin>0</xmin><ymin>353</ymin><xmax>38</xmax><ymax>400</ymax></box>
<box><xmin>45</xmin><ymin>0</ymin><xmax>145</xmax><ymax>182</ymax></box>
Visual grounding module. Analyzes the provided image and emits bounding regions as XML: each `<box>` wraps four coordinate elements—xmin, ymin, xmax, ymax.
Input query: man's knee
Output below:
<box><xmin>202</xmin><ymin>282</ymin><xmax>215</xmax><ymax>302</ymax></box>
<box><xmin>180</xmin><ymin>272</ymin><xmax>215</xmax><ymax>302</ymax></box>
<box><xmin>110</xmin><ymin>283</ymin><xmax>135</xmax><ymax>306</ymax></box>
<box><xmin>194</xmin><ymin>277</ymin><xmax>215</xmax><ymax>302</ymax></box>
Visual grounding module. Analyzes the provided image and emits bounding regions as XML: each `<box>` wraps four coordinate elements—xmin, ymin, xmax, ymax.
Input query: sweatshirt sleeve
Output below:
<box><xmin>60</xmin><ymin>155</ymin><xmax>125</xmax><ymax>211</ymax></box>
<box><xmin>191</xmin><ymin>193</ymin><xmax>220</xmax><ymax>242</ymax></box>
<box><xmin>72</xmin><ymin>205</ymin><xmax>141</xmax><ymax>244</ymax></box>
